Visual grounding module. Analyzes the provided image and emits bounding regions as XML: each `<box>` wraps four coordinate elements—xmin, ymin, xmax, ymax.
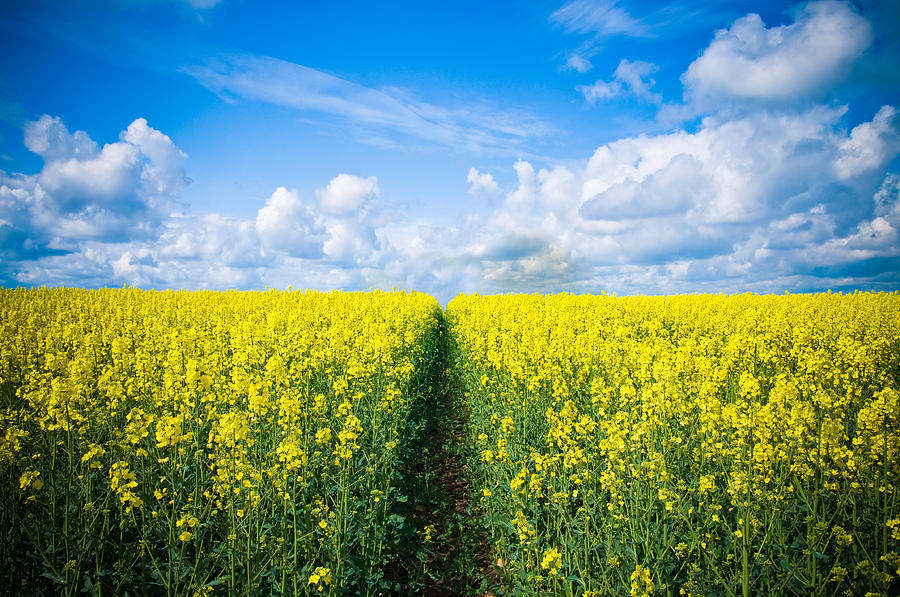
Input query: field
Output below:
<box><xmin>448</xmin><ymin>293</ymin><xmax>900</xmax><ymax>596</ymax></box>
<box><xmin>0</xmin><ymin>288</ymin><xmax>443</xmax><ymax>595</ymax></box>
<box><xmin>1</xmin><ymin>289</ymin><xmax>899</xmax><ymax>596</ymax></box>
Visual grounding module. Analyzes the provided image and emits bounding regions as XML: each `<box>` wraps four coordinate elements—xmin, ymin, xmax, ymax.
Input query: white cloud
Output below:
<box><xmin>316</xmin><ymin>173</ymin><xmax>379</xmax><ymax>214</ymax></box>
<box><xmin>577</xmin><ymin>80</ymin><xmax>621</xmax><ymax>103</ymax></box>
<box><xmin>577</xmin><ymin>59</ymin><xmax>660</xmax><ymax>104</ymax></box>
<box><xmin>315</xmin><ymin>173</ymin><xmax>390</xmax><ymax>267</ymax></box>
<box><xmin>255</xmin><ymin>187</ymin><xmax>325</xmax><ymax>257</ymax></box>
<box><xmin>24</xmin><ymin>115</ymin><xmax>98</xmax><ymax>162</ymax></box>
<box><xmin>581</xmin><ymin>105</ymin><xmax>871</xmax><ymax>224</ymax></box>
<box><xmin>874</xmin><ymin>173</ymin><xmax>900</xmax><ymax>219</ymax></box>
<box><xmin>36</xmin><ymin>141</ymin><xmax>144</xmax><ymax>209</ymax></box>
<box><xmin>5</xmin><ymin>115</ymin><xmax>188</xmax><ymax>252</ymax></box>
<box><xmin>580</xmin><ymin>153</ymin><xmax>709</xmax><ymax>219</ymax></box>
<box><xmin>322</xmin><ymin>219</ymin><xmax>379</xmax><ymax>265</ymax></box>
<box><xmin>2</xmin><ymin>117</ymin><xmax>399</xmax><ymax>292</ymax></box>
<box><xmin>613</xmin><ymin>60</ymin><xmax>660</xmax><ymax>103</ymax></box>
<box><xmin>5</xmin><ymin>99</ymin><xmax>900</xmax><ymax>301</ymax></box>
<box><xmin>833</xmin><ymin>106</ymin><xmax>900</xmax><ymax>179</ymax></box>
<box><xmin>408</xmin><ymin>103</ymin><xmax>900</xmax><ymax>299</ymax></box>
<box><xmin>550</xmin><ymin>0</ymin><xmax>648</xmax><ymax>38</ymax></box>
<box><xmin>161</xmin><ymin>214</ymin><xmax>265</xmax><ymax>268</ymax></box>
<box><xmin>504</xmin><ymin>160</ymin><xmax>538</xmax><ymax>213</ymax></box>
<box><xmin>184</xmin><ymin>54</ymin><xmax>549</xmax><ymax>156</ymax></box>
<box><xmin>120</xmin><ymin>118</ymin><xmax>190</xmax><ymax>200</ymax></box>
<box><xmin>562</xmin><ymin>54</ymin><xmax>593</xmax><ymax>73</ymax></box>
<box><xmin>826</xmin><ymin>216</ymin><xmax>899</xmax><ymax>260</ymax></box>
<box><xmin>467</xmin><ymin>167</ymin><xmax>500</xmax><ymax>195</ymax></box>
<box><xmin>683</xmin><ymin>1</ymin><xmax>872</xmax><ymax>105</ymax></box>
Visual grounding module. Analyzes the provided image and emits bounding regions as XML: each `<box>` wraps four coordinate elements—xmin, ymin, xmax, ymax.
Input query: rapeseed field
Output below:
<box><xmin>2</xmin><ymin>289</ymin><xmax>898</xmax><ymax>595</ymax></box>
<box><xmin>448</xmin><ymin>292</ymin><xmax>900</xmax><ymax>596</ymax></box>
<box><xmin>1</xmin><ymin>288</ymin><xmax>442</xmax><ymax>595</ymax></box>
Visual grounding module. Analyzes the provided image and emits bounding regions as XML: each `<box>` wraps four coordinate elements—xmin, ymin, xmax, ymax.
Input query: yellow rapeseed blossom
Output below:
<box><xmin>307</xmin><ymin>566</ymin><xmax>332</xmax><ymax>590</ymax></box>
<box><xmin>630</xmin><ymin>564</ymin><xmax>655</xmax><ymax>597</ymax></box>
<box><xmin>540</xmin><ymin>546</ymin><xmax>562</xmax><ymax>576</ymax></box>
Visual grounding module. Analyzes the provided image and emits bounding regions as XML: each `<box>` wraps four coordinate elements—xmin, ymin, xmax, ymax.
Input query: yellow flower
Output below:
<box><xmin>422</xmin><ymin>524</ymin><xmax>436</xmax><ymax>542</ymax></box>
<box><xmin>540</xmin><ymin>546</ymin><xmax>562</xmax><ymax>576</ymax></box>
<box><xmin>307</xmin><ymin>566</ymin><xmax>332</xmax><ymax>589</ymax></box>
<box><xmin>630</xmin><ymin>564</ymin><xmax>654</xmax><ymax>597</ymax></box>
<box><xmin>19</xmin><ymin>470</ymin><xmax>43</xmax><ymax>492</ymax></box>
<box><xmin>888</xmin><ymin>518</ymin><xmax>900</xmax><ymax>541</ymax></box>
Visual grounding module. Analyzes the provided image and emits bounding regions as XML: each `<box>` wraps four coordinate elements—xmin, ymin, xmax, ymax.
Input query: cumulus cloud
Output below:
<box><xmin>3</xmin><ymin>115</ymin><xmax>273</xmax><ymax>288</ymax></box>
<box><xmin>322</xmin><ymin>219</ymin><xmax>379</xmax><ymax>265</ymax></box>
<box><xmin>256</xmin><ymin>187</ymin><xmax>325</xmax><ymax>257</ymax></box>
<box><xmin>120</xmin><ymin>118</ymin><xmax>191</xmax><ymax>200</ymax></box>
<box><xmin>833</xmin><ymin>106</ymin><xmax>900</xmax><ymax>179</ymax></box>
<box><xmin>2</xmin><ymin>115</ymin><xmax>188</xmax><ymax>263</ymax></box>
<box><xmin>580</xmin><ymin>105</ymin><xmax>873</xmax><ymax>225</ymax></box>
<box><xmin>580</xmin><ymin>153</ymin><xmax>709</xmax><ymax>219</ymax></box>
<box><xmin>316</xmin><ymin>173</ymin><xmax>388</xmax><ymax>267</ymax></box>
<box><xmin>5</xmin><ymin>84</ymin><xmax>900</xmax><ymax>300</ymax></box>
<box><xmin>467</xmin><ymin>167</ymin><xmax>500</xmax><ymax>195</ymax></box>
<box><xmin>2</xmin><ymin>118</ymin><xmax>399</xmax><ymax>293</ymax></box>
<box><xmin>160</xmin><ymin>214</ymin><xmax>264</xmax><ymax>267</ymax></box>
<box><xmin>414</xmin><ymin>103</ymin><xmax>900</xmax><ymax>299</ymax></box>
<box><xmin>316</xmin><ymin>173</ymin><xmax>379</xmax><ymax>214</ymax></box>
<box><xmin>614</xmin><ymin>60</ymin><xmax>661</xmax><ymax>102</ymax></box>
<box><xmin>683</xmin><ymin>0</ymin><xmax>872</xmax><ymax>106</ymax></box>
<box><xmin>24</xmin><ymin>115</ymin><xmax>98</xmax><ymax>162</ymax></box>
<box><xmin>127</xmin><ymin>173</ymin><xmax>386</xmax><ymax>282</ymax></box>
<box><xmin>577</xmin><ymin>59</ymin><xmax>661</xmax><ymax>104</ymax></box>
<box><xmin>504</xmin><ymin>160</ymin><xmax>538</xmax><ymax>213</ymax></box>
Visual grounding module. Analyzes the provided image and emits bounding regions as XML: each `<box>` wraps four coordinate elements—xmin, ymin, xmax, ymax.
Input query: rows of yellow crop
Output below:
<box><xmin>447</xmin><ymin>292</ymin><xmax>900</xmax><ymax>596</ymax></box>
<box><xmin>0</xmin><ymin>288</ymin><xmax>442</xmax><ymax>596</ymax></box>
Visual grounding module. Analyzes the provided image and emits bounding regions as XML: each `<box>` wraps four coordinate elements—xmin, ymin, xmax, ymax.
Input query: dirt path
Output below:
<box><xmin>417</xmin><ymin>381</ymin><xmax>499</xmax><ymax>596</ymax></box>
<box><xmin>390</xmin><ymin>328</ymin><xmax>500</xmax><ymax>596</ymax></box>
<box><xmin>383</xmin><ymin>318</ymin><xmax>501</xmax><ymax>595</ymax></box>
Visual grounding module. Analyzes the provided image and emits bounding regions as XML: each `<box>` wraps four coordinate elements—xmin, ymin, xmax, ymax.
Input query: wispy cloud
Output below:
<box><xmin>182</xmin><ymin>0</ymin><xmax>223</xmax><ymax>8</ymax></box>
<box><xmin>183</xmin><ymin>54</ymin><xmax>550</xmax><ymax>156</ymax></box>
<box><xmin>549</xmin><ymin>1</ymin><xmax>656</xmax><ymax>75</ymax></box>
<box><xmin>550</xmin><ymin>0</ymin><xmax>649</xmax><ymax>39</ymax></box>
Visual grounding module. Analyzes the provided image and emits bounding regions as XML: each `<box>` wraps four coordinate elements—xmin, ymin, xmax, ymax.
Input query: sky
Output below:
<box><xmin>1</xmin><ymin>0</ymin><xmax>898</xmax><ymax>304</ymax></box>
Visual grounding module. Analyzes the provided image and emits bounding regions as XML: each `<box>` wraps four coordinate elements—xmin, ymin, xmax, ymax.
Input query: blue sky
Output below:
<box><xmin>1</xmin><ymin>0</ymin><xmax>898</xmax><ymax>303</ymax></box>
